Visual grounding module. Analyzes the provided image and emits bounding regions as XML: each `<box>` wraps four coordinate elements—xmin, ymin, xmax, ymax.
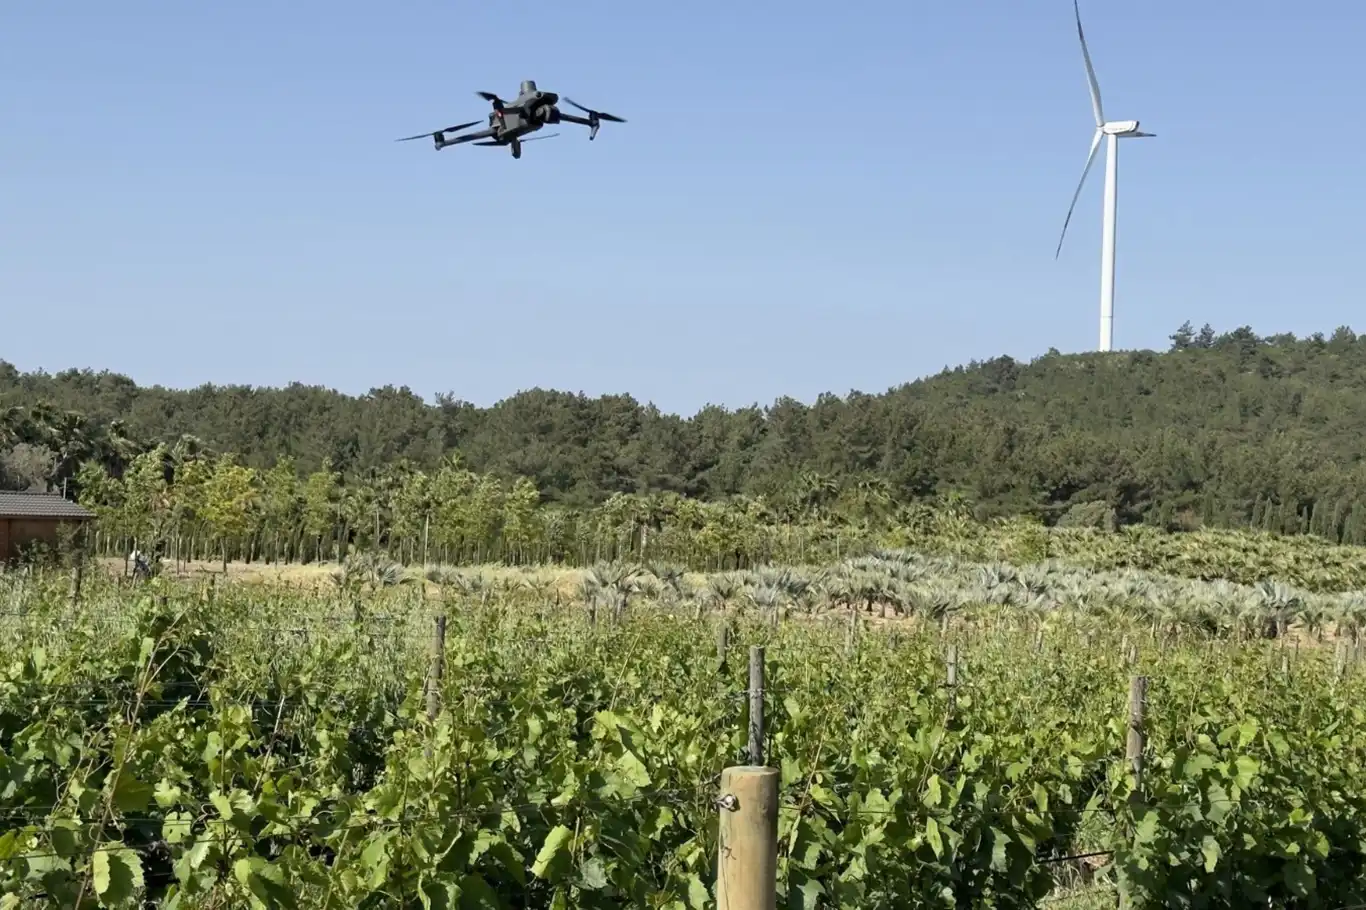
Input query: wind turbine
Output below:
<box><xmin>1054</xmin><ymin>0</ymin><xmax>1154</xmax><ymax>353</ymax></box>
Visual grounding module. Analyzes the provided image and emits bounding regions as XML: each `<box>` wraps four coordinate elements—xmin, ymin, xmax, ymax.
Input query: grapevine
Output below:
<box><xmin>1</xmin><ymin>562</ymin><xmax>1364</xmax><ymax>907</ymax></box>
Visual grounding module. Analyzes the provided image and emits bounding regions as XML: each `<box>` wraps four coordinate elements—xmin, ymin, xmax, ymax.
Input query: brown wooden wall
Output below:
<box><xmin>1</xmin><ymin>518</ymin><xmax>77</xmax><ymax>561</ymax></box>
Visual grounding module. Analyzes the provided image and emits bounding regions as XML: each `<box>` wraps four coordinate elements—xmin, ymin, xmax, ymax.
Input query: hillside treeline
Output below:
<box><xmin>55</xmin><ymin>439</ymin><xmax>1366</xmax><ymax>589</ymax></box>
<box><xmin>5</xmin><ymin>322</ymin><xmax>1366</xmax><ymax>541</ymax></box>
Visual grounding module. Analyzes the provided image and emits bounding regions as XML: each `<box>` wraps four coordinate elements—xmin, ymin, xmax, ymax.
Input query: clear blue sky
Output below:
<box><xmin>3</xmin><ymin>0</ymin><xmax>1363</xmax><ymax>415</ymax></box>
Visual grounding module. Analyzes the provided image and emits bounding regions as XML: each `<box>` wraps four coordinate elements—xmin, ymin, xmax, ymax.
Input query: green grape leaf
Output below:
<box><xmin>93</xmin><ymin>846</ymin><xmax>144</xmax><ymax>906</ymax></box>
<box><xmin>532</xmin><ymin>825</ymin><xmax>574</xmax><ymax>881</ymax></box>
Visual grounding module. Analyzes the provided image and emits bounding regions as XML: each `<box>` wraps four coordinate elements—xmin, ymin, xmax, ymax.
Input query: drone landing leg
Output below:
<box><xmin>510</xmin><ymin>139</ymin><xmax>522</xmax><ymax>159</ymax></box>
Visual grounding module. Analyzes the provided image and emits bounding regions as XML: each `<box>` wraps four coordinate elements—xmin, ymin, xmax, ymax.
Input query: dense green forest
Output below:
<box><xmin>5</xmin><ymin>321</ymin><xmax>1366</xmax><ymax>542</ymax></box>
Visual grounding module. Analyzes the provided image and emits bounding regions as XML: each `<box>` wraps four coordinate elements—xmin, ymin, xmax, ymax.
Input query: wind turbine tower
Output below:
<box><xmin>1054</xmin><ymin>0</ymin><xmax>1154</xmax><ymax>353</ymax></box>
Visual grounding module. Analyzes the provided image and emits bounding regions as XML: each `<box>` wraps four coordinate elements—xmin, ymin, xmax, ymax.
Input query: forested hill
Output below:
<box><xmin>5</xmin><ymin>322</ymin><xmax>1366</xmax><ymax>535</ymax></box>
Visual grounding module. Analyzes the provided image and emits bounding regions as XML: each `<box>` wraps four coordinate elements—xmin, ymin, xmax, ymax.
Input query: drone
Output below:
<box><xmin>396</xmin><ymin>80</ymin><xmax>625</xmax><ymax>159</ymax></box>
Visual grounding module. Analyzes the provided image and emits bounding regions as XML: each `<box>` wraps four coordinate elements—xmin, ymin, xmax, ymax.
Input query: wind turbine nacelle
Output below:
<box><xmin>1102</xmin><ymin>120</ymin><xmax>1141</xmax><ymax>135</ymax></box>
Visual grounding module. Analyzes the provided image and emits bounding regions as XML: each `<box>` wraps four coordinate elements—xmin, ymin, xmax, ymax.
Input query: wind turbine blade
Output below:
<box><xmin>1073</xmin><ymin>0</ymin><xmax>1104</xmax><ymax>126</ymax></box>
<box><xmin>1055</xmin><ymin>128</ymin><xmax>1103</xmax><ymax>259</ymax></box>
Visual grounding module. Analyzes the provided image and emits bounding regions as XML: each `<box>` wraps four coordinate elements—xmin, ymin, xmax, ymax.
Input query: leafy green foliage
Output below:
<box><xmin>10</xmin><ymin>324</ymin><xmax>1366</xmax><ymax>551</ymax></box>
<box><xmin>2</xmin><ymin>562</ymin><xmax>1365</xmax><ymax>907</ymax></box>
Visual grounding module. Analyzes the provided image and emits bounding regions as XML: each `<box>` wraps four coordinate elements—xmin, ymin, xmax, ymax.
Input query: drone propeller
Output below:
<box><xmin>563</xmin><ymin>98</ymin><xmax>625</xmax><ymax>123</ymax></box>
<box><xmin>563</xmin><ymin>98</ymin><xmax>625</xmax><ymax>140</ymax></box>
<box><xmin>394</xmin><ymin>120</ymin><xmax>481</xmax><ymax>142</ymax></box>
<box><xmin>476</xmin><ymin>91</ymin><xmax>507</xmax><ymax>110</ymax></box>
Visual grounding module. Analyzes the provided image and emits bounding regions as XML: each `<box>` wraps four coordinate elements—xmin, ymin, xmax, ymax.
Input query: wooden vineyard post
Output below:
<box><xmin>717</xmin><ymin>624</ymin><xmax>730</xmax><ymax>674</ymax></box>
<box><xmin>68</xmin><ymin>562</ymin><xmax>83</xmax><ymax>611</ymax></box>
<box><xmin>1118</xmin><ymin>674</ymin><xmax>1149</xmax><ymax>910</ymax></box>
<box><xmin>425</xmin><ymin>614</ymin><xmax>447</xmax><ymax>758</ymax></box>
<box><xmin>946</xmin><ymin>644</ymin><xmax>959</xmax><ymax>714</ymax></box>
<box><xmin>426</xmin><ymin>613</ymin><xmax>447</xmax><ymax>721</ymax></box>
<box><xmin>748</xmin><ymin>646</ymin><xmax>765</xmax><ymax>767</ymax></box>
<box><xmin>715</xmin><ymin>766</ymin><xmax>779</xmax><ymax>910</ymax></box>
<box><xmin>1127</xmin><ymin>675</ymin><xmax>1148</xmax><ymax>787</ymax></box>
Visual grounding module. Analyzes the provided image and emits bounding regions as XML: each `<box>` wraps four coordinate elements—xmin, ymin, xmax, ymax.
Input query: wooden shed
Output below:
<box><xmin>0</xmin><ymin>492</ymin><xmax>95</xmax><ymax>562</ymax></box>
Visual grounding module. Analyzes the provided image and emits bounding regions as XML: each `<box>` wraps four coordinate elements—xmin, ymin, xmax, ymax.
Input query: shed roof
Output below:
<box><xmin>0</xmin><ymin>492</ymin><xmax>95</xmax><ymax>520</ymax></box>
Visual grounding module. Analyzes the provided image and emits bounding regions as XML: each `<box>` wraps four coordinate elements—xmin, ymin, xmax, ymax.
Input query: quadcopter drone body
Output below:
<box><xmin>396</xmin><ymin>80</ymin><xmax>625</xmax><ymax>159</ymax></box>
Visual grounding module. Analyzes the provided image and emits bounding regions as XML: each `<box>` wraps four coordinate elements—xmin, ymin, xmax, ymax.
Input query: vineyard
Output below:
<box><xmin>3</xmin><ymin>543</ymin><xmax>1366</xmax><ymax>908</ymax></box>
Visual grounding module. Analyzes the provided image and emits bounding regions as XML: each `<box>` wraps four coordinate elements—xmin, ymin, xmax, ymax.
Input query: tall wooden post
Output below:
<box><xmin>426</xmin><ymin>615</ymin><xmax>447</xmax><ymax>720</ymax></box>
<box><xmin>1127</xmin><ymin>675</ymin><xmax>1147</xmax><ymax>786</ymax></box>
<box><xmin>946</xmin><ymin>644</ymin><xmax>959</xmax><ymax>714</ymax></box>
<box><xmin>68</xmin><ymin>563</ymin><xmax>83</xmax><ymax>611</ymax></box>
<box><xmin>716</xmin><ymin>766</ymin><xmax>779</xmax><ymax>910</ymax></box>
<box><xmin>748</xmin><ymin>646</ymin><xmax>765</xmax><ymax>767</ymax></box>
<box><xmin>1118</xmin><ymin>674</ymin><xmax>1149</xmax><ymax>910</ymax></box>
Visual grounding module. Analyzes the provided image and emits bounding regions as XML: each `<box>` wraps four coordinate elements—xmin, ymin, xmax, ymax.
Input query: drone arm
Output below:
<box><xmin>558</xmin><ymin>111</ymin><xmax>604</xmax><ymax>139</ymax></box>
<box><xmin>443</xmin><ymin>127</ymin><xmax>499</xmax><ymax>145</ymax></box>
<box><xmin>395</xmin><ymin>119</ymin><xmax>484</xmax><ymax>143</ymax></box>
